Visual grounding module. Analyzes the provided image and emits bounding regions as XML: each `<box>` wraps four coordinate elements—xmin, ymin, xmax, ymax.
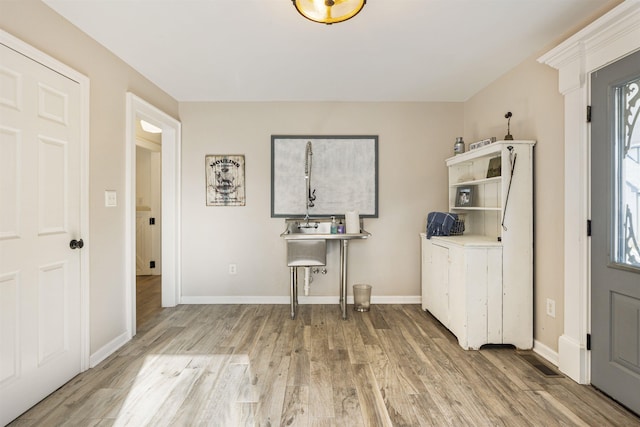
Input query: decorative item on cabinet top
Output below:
<box><xmin>504</xmin><ymin>112</ymin><xmax>514</xmax><ymax>140</ymax></box>
<box><xmin>426</xmin><ymin>212</ymin><xmax>464</xmax><ymax>239</ymax></box>
<box><xmin>469</xmin><ymin>137</ymin><xmax>496</xmax><ymax>150</ymax></box>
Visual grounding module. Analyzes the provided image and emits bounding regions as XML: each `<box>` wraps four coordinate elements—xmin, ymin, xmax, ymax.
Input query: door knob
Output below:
<box><xmin>69</xmin><ymin>239</ymin><xmax>84</xmax><ymax>249</ymax></box>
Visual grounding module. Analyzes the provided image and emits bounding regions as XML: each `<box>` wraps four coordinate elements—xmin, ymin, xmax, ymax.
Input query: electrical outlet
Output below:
<box><xmin>546</xmin><ymin>298</ymin><xmax>556</xmax><ymax>318</ymax></box>
<box><xmin>228</xmin><ymin>264</ymin><xmax>237</xmax><ymax>275</ymax></box>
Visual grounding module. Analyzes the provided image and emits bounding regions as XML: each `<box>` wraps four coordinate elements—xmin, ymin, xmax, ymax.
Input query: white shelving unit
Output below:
<box><xmin>421</xmin><ymin>140</ymin><xmax>535</xmax><ymax>350</ymax></box>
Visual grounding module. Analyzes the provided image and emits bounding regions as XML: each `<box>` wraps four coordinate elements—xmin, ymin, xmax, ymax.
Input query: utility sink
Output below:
<box><xmin>280</xmin><ymin>218</ymin><xmax>370</xmax><ymax>267</ymax></box>
<box><xmin>280</xmin><ymin>217</ymin><xmax>371</xmax><ymax>320</ymax></box>
<box><xmin>280</xmin><ymin>218</ymin><xmax>370</xmax><ymax>241</ymax></box>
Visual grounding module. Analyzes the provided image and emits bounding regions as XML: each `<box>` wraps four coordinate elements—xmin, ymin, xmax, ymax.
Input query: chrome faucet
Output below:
<box><xmin>304</xmin><ymin>141</ymin><xmax>316</xmax><ymax>222</ymax></box>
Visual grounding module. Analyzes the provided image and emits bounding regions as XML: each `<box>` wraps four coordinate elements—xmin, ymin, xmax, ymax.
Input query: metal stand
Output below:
<box><xmin>290</xmin><ymin>266</ymin><xmax>298</xmax><ymax>319</ymax></box>
<box><xmin>289</xmin><ymin>239</ymin><xmax>350</xmax><ymax>320</ymax></box>
<box><xmin>340</xmin><ymin>240</ymin><xmax>348</xmax><ymax>319</ymax></box>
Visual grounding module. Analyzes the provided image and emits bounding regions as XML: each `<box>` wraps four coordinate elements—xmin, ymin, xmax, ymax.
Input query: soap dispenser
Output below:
<box><xmin>330</xmin><ymin>216</ymin><xmax>337</xmax><ymax>234</ymax></box>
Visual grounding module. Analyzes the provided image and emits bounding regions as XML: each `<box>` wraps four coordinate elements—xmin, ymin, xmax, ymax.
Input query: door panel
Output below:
<box><xmin>0</xmin><ymin>42</ymin><xmax>82</xmax><ymax>424</ymax></box>
<box><xmin>136</xmin><ymin>210</ymin><xmax>152</xmax><ymax>275</ymax></box>
<box><xmin>0</xmin><ymin>272</ymin><xmax>19</xmax><ymax>383</ymax></box>
<box><xmin>591</xmin><ymin>49</ymin><xmax>640</xmax><ymax>415</ymax></box>
<box><xmin>39</xmin><ymin>262</ymin><xmax>68</xmax><ymax>364</ymax></box>
<box><xmin>0</xmin><ymin>126</ymin><xmax>20</xmax><ymax>238</ymax></box>
<box><xmin>39</xmin><ymin>136</ymin><xmax>68</xmax><ymax>233</ymax></box>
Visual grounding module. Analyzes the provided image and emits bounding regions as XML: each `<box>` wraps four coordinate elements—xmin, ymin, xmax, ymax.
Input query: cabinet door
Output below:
<box><xmin>447</xmin><ymin>245</ymin><xmax>466</xmax><ymax>345</ymax></box>
<box><xmin>429</xmin><ymin>242</ymin><xmax>450</xmax><ymax>327</ymax></box>
<box><xmin>420</xmin><ymin>237</ymin><xmax>431</xmax><ymax>311</ymax></box>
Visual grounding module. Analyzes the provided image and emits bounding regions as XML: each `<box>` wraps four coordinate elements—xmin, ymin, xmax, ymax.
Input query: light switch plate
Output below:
<box><xmin>105</xmin><ymin>190</ymin><xmax>117</xmax><ymax>207</ymax></box>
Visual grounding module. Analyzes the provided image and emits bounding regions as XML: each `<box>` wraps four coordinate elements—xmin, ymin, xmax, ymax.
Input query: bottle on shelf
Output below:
<box><xmin>454</xmin><ymin>137</ymin><xmax>465</xmax><ymax>155</ymax></box>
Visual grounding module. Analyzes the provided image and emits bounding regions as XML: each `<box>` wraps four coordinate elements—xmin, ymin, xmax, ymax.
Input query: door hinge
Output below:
<box><xmin>586</xmin><ymin>333</ymin><xmax>591</xmax><ymax>350</ymax></box>
<box><xmin>150</xmin><ymin>261</ymin><xmax>156</xmax><ymax>269</ymax></box>
<box><xmin>586</xmin><ymin>105</ymin><xmax>592</xmax><ymax>123</ymax></box>
<box><xmin>149</xmin><ymin>217</ymin><xmax>155</xmax><ymax>225</ymax></box>
<box><xmin>587</xmin><ymin>219</ymin><xmax>592</xmax><ymax>237</ymax></box>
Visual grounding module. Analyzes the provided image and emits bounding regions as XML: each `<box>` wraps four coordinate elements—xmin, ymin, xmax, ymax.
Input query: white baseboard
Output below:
<box><xmin>533</xmin><ymin>339</ymin><xmax>559</xmax><ymax>367</ymax></box>
<box><xmin>89</xmin><ymin>330</ymin><xmax>130</xmax><ymax>368</ymax></box>
<box><xmin>179</xmin><ymin>295</ymin><xmax>422</xmax><ymax>305</ymax></box>
<box><xmin>558</xmin><ymin>334</ymin><xmax>590</xmax><ymax>384</ymax></box>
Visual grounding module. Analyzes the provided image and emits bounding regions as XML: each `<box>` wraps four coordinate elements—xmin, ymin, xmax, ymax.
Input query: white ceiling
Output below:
<box><xmin>43</xmin><ymin>0</ymin><xmax>617</xmax><ymax>102</ymax></box>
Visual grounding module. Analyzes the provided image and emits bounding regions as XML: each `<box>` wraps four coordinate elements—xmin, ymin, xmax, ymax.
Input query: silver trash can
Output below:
<box><xmin>353</xmin><ymin>284</ymin><xmax>372</xmax><ymax>312</ymax></box>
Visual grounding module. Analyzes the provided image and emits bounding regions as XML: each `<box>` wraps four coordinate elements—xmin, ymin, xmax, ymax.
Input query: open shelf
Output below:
<box><xmin>450</xmin><ymin>176</ymin><xmax>502</xmax><ymax>187</ymax></box>
<box><xmin>450</xmin><ymin>206</ymin><xmax>502</xmax><ymax>212</ymax></box>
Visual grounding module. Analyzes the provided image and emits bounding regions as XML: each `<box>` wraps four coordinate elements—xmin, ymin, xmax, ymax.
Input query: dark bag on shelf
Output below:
<box><xmin>426</xmin><ymin>212</ymin><xmax>463</xmax><ymax>239</ymax></box>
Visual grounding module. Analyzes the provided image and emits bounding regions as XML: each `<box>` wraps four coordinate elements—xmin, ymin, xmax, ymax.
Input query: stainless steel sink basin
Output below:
<box><xmin>286</xmin><ymin>239</ymin><xmax>326</xmax><ymax>267</ymax></box>
<box><xmin>288</xmin><ymin>220</ymin><xmax>332</xmax><ymax>234</ymax></box>
<box><xmin>280</xmin><ymin>218</ymin><xmax>370</xmax><ymax>240</ymax></box>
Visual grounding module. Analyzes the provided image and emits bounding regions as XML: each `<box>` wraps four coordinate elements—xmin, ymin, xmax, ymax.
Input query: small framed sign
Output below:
<box><xmin>455</xmin><ymin>185</ymin><xmax>476</xmax><ymax>208</ymax></box>
<box><xmin>205</xmin><ymin>154</ymin><xmax>245</xmax><ymax>206</ymax></box>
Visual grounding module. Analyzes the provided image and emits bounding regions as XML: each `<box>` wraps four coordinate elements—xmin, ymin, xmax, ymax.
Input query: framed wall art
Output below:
<box><xmin>205</xmin><ymin>154</ymin><xmax>245</xmax><ymax>206</ymax></box>
<box><xmin>271</xmin><ymin>135</ymin><xmax>378</xmax><ymax>218</ymax></box>
<box><xmin>486</xmin><ymin>156</ymin><xmax>502</xmax><ymax>178</ymax></box>
<box><xmin>455</xmin><ymin>185</ymin><xmax>476</xmax><ymax>208</ymax></box>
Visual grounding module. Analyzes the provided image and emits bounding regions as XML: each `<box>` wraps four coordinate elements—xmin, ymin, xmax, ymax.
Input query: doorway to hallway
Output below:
<box><xmin>126</xmin><ymin>93</ymin><xmax>181</xmax><ymax>337</ymax></box>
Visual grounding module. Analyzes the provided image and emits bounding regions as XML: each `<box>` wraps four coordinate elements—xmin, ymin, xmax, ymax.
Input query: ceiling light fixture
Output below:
<box><xmin>293</xmin><ymin>0</ymin><xmax>366</xmax><ymax>25</ymax></box>
<box><xmin>140</xmin><ymin>119</ymin><xmax>162</xmax><ymax>134</ymax></box>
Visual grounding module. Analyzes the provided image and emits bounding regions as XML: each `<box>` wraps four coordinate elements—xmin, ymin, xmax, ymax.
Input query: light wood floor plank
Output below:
<box><xmin>9</xmin><ymin>303</ymin><xmax>640</xmax><ymax>426</ymax></box>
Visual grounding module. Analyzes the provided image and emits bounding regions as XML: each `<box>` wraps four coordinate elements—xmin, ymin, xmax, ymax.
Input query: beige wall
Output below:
<box><xmin>1</xmin><ymin>0</ymin><xmax>179</xmax><ymax>353</ymax></box>
<box><xmin>179</xmin><ymin>102</ymin><xmax>462</xmax><ymax>300</ymax></box>
<box><xmin>4</xmin><ymin>0</ymin><xmax>622</xmax><ymax>360</ymax></box>
<box><xmin>463</xmin><ymin>55</ymin><xmax>565</xmax><ymax>351</ymax></box>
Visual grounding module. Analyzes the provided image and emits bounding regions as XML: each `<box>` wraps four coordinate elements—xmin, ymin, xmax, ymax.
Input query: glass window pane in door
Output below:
<box><xmin>614</xmin><ymin>77</ymin><xmax>640</xmax><ymax>268</ymax></box>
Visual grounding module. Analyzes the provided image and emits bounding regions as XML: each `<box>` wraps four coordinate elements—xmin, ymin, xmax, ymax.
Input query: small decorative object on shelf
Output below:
<box><xmin>453</xmin><ymin>137</ymin><xmax>465</xmax><ymax>155</ymax></box>
<box><xmin>469</xmin><ymin>137</ymin><xmax>496</xmax><ymax>150</ymax></box>
<box><xmin>504</xmin><ymin>112</ymin><xmax>514</xmax><ymax>140</ymax></box>
<box><xmin>455</xmin><ymin>185</ymin><xmax>476</xmax><ymax>207</ymax></box>
<box><xmin>486</xmin><ymin>156</ymin><xmax>501</xmax><ymax>178</ymax></box>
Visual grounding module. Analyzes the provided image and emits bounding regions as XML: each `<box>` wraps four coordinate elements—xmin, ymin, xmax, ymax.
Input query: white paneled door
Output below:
<box><xmin>0</xmin><ymin>42</ymin><xmax>83</xmax><ymax>424</ymax></box>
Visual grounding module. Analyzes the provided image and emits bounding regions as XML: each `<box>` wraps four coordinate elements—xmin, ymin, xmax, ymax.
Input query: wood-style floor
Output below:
<box><xmin>136</xmin><ymin>275</ymin><xmax>163</xmax><ymax>328</ymax></box>
<box><xmin>10</xmin><ymin>298</ymin><xmax>640</xmax><ymax>426</ymax></box>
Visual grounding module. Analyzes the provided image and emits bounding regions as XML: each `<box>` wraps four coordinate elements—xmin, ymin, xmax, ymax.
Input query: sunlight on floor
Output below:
<box><xmin>114</xmin><ymin>353</ymin><xmax>256</xmax><ymax>426</ymax></box>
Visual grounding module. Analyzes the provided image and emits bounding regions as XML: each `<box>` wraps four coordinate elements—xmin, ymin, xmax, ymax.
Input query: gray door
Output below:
<box><xmin>591</xmin><ymin>49</ymin><xmax>640</xmax><ymax>415</ymax></box>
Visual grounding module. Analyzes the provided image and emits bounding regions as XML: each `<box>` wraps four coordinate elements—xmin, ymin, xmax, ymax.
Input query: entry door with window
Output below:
<box><xmin>591</xmin><ymin>49</ymin><xmax>640</xmax><ymax>415</ymax></box>
<box><xmin>0</xmin><ymin>41</ymin><xmax>83</xmax><ymax>424</ymax></box>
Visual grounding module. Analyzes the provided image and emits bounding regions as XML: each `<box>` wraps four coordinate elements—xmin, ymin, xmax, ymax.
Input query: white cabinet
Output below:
<box><xmin>421</xmin><ymin>140</ymin><xmax>535</xmax><ymax>350</ymax></box>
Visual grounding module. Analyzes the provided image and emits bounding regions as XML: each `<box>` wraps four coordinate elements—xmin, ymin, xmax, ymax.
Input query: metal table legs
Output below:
<box><xmin>289</xmin><ymin>239</ymin><xmax>350</xmax><ymax>320</ymax></box>
<box><xmin>290</xmin><ymin>266</ymin><xmax>297</xmax><ymax>319</ymax></box>
<box><xmin>339</xmin><ymin>240</ymin><xmax>348</xmax><ymax>319</ymax></box>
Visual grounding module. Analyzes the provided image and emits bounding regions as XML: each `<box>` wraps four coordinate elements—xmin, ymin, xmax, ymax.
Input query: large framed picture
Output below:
<box><xmin>455</xmin><ymin>185</ymin><xmax>476</xmax><ymax>207</ymax></box>
<box><xmin>271</xmin><ymin>135</ymin><xmax>378</xmax><ymax>217</ymax></box>
<box><xmin>205</xmin><ymin>154</ymin><xmax>245</xmax><ymax>206</ymax></box>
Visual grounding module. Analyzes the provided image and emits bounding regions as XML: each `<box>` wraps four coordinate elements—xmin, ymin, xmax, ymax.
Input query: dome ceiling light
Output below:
<box><xmin>292</xmin><ymin>0</ymin><xmax>366</xmax><ymax>25</ymax></box>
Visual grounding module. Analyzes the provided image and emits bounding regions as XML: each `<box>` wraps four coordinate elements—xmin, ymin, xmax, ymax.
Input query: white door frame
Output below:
<box><xmin>125</xmin><ymin>93</ymin><xmax>181</xmax><ymax>336</ymax></box>
<box><xmin>0</xmin><ymin>30</ymin><xmax>91</xmax><ymax>371</ymax></box>
<box><xmin>538</xmin><ymin>1</ymin><xmax>640</xmax><ymax>384</ymax></box>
